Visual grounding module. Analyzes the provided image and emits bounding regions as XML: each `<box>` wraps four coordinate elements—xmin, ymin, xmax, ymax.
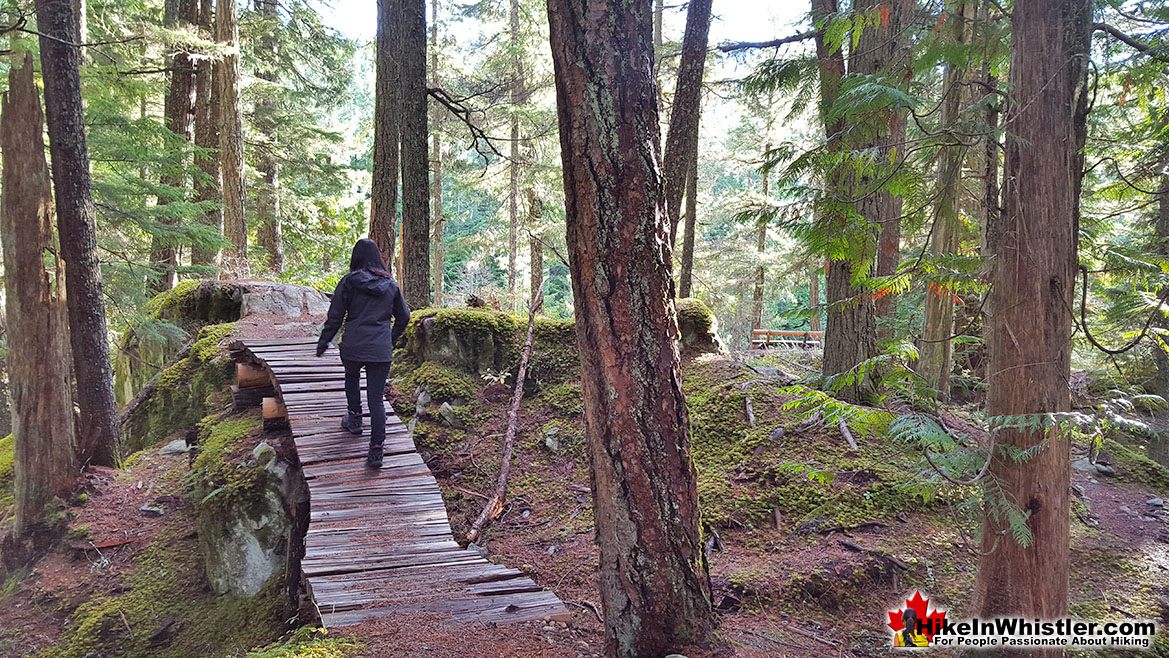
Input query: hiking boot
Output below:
<box><xmin>366</xmin><ymin>443</ymin><xmax>384</xmax><ymax>468</ymax></box>
<box><xmin>341</xmin><ymin>412</ymin><xmax>363</xmax><ymax>435</ymax></box>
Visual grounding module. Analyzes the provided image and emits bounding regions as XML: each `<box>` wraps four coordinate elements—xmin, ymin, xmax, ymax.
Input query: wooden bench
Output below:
<box><xmin>750</xmin><ymin>329</ymin><xmax>823</xmax><ymax>350</ymax></box>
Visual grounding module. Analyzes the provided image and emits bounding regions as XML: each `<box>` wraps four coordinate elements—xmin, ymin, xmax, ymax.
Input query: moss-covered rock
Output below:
<box><xmin>122</xmin><ymin>322</ymin><xmax>237</xmax><ymax>453</ymax></box>
<box><xmin>0</xmin><ymin>434</ymin><xmax>13</xmax><ymax>513</ymax></box>
<box><xmin>404</xmin><ymin>307</ymin><xmax>579</xmax><ymax>386</ymax></box>
<box><xmin>116</xmin><ymin>281</ymin><xmax>243</xmax><ymax>405</ymax></box>
<box><xmin>192</xmin><ymin>412</ymin><xmax>302</xmax><ymax>597</ymax></box>
<box><xmin>676</xmin><ymin>298</ymin><xmax>725</xmax><ymax>354</ymax></box>
<box><xmin>409</xmin><ymin>362</ymin><xmax>481</xmax><ymax>402</ymax></box>
<box><xmin>1102</xmin><ymin>437</ymin><xmax>1169</xmax><ymax>494</ymax></box>
<box><xmin>246</xmin><ymin>628</ymin><xmax>361</xmax><ymax>657</ymax></box>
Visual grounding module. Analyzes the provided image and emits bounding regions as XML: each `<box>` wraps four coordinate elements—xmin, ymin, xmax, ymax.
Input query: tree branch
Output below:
<box><xmin>715</xmin><ymin>30</ymin><xmax>817</xmax><ymax>53</ymax></box>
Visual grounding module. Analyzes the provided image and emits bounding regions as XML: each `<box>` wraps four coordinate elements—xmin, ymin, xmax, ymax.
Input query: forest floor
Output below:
<box><xmin>1</xmin><ymin>344</ymin><xmax>1167</xmax><ymax>657</ymax></box>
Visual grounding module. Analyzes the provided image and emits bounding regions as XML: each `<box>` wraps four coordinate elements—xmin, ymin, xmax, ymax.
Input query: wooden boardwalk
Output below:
<box><xmin>233</xmin><ymin>336</ymin><xmax>570</xmax><ymax>628</ymax></box>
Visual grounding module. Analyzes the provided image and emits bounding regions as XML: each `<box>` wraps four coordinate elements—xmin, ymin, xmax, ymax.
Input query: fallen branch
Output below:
<box><xmin>465</xmin><ymin>291</ymin><xmax>544</xmax><ymax>544</ymax></box>
<box><xmin>566</xmin><ymin>599</ymin><xmax>603</xmax><ymax>623</ymax></box>
<box><xmin>838</xmin><ymin>419</ymin><xmax>858</xmax><ymax>451</ymax></box>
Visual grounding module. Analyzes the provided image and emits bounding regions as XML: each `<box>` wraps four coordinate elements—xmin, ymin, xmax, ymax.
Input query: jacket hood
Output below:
<box><xmin>348</xmin><ymin>269</ymin><xmax>393</xmax><ymax>295</ymax></box>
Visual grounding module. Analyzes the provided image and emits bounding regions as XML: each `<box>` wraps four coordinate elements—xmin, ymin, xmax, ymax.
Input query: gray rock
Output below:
<box><xmin>139</xmin><ymin>503</ymin><xmax>165</xmax><ymax>517</ymax></box>
<box><xmin>544</xmin><ymin>426</ymin><xmax>561</xmax><ymax>452</ymax></box>
<box><xmin>1071</xmin><ymin>457</ymin><xmax>1095</xmax><ymax>472</ymax></box>
<box><xmin>1120</xmin><ymin>505</ymin><xmax>1134</xmax><ymax>515</ymax></box>
<box><xmin>1148</xmin><ymin>497</ymin><xmax>1165</xmax><ymax>508</ymax></box>
<box><xmin>239</xmin><ymin>282</ymin><xmax>331</xmax><ymax>318</ymax></box>
<box><xmin>1095</xmin><ymin>463</ymin><xmax>1116</xmax><ymax>476</ymax></box>
<box><xmin>468</xmin><ymin>542</ymin><xmax>489</xmax><ymax>558</ymax></box>
<box><xmin>251</xmin><ymin>441</ymin><xmax>277</xmax><ymax>468</ymax></box>
<box><xmin>1071</xmin><ymin>484</ymin><xmax>1086</xmax><ymax>498</ymax></box>
<box><xmin>158</xmin><ymin>439</ymin><xmax>190</xmax><ymax>455</ymax></box>
<box><xmin>439</xmin><ymin>402</ymin><xmax>464</xmax><ymax>429</ymax></box>
<box><xmin>769</xmin><ymin>426</ymin><xmax>785</xmax><ymax>442</ymax></box>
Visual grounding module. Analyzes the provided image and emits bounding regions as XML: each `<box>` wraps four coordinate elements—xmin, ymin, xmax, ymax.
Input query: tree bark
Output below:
<box><xmin>370</xmin><ymin>0</ymin><xmax>401</xmax><ymax>268</ymax></box>
<box><xmin>974</xmin><ymin>0</ymin><xmax>1091</xmax><ymax>633</ymax></box>
<box><xmin>1155</xmin><ymin>171</ymin><xmax>1169</xmax><ymax>399</ymax></box>
<box><xmin>751</xmin><ymin>140</ymin><xmax>771</xmax><ymax>329</ymax></box>
<box><xmin>919</xmin><ymin>0</ymin><xmax>975</xmax><ymax>397</ymax></box>
<box><xmin>150</xmin><ymin>0</ymin><xmax>198</xmax><ymax>292</ymax></box>
<box><xmin>809</xmin><ymin>266</ymin><xmax>822</xmax><ymax>332</ymax></box>
<box><xmin>36</xmin><ymin>0</ymin><xmax>121</xmax><ymax>467</ymax></box>
<box><xmin>400</xmin><ymin>0</ymin><xmax>430</xmax><ymax>308</ymax></box>
<box><xmin>190</xmin><ymin>0</ymin><xmax>222</xmax><ymax>270</ymax></box>
<box><xmin>507</xmin><ymin>0</ymin><xmax>522</xmax><ymax>309</ymax></box>
<box><xmin>215</xmin><ymin>0</ymin><xmax>247</xmax><ymax>275</ymax></box>
<box><xmin>678</xmin><ymin>152</ymin><xmax>697</xmax><ymax>297</ymax></box>
<box><xmin>661</xmin><ymin>0</ymin><xmax>711</xmax><ymax>247</ymax></box>
<box><xmin>1</xmin><ymin>54</ymin><xmax>79</xmax><ymax>534</ymax></box>
<box><xmin>546</xmin><ymin>1</ymin><xmax>714</xmax><ymax>655</ymax></box>
<box><xmin>254</xmin><ymin>0</ymin><xmax>283</xmax><ymax>273</ymax></box>
<box><xmin>528</xmin><ymin>188</ymin><xmax>544</xmax><ymax>299</ymax></box>
<box><xmin>430</xmin><ymin>0</ymin><xmax>444</xmax><ymax>307</ymax></box>
<box><xmin>814</xmin><ymin>0</ymin><xmax>877</xmax><ymax>401</ymax></box>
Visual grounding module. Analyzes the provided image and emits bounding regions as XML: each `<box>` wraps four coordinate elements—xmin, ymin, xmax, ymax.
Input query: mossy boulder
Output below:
<box><xmin>676</xmin><ymin>298</ymin><xmax>725</xmax><ymax>354</ymax></box>
<box><xmin>192</xmin><ymin>413</ymin><xmax>305</xmax><ymax>597</ymax></box>
<box><xmin>0</xmin><ymin>434</ymin><xmax>13</xmax><ymax>515</ymax></box>
<box><xmin>116</xmin><ymin>281</ymin><xmax>243</xmax><ymax>405</ymax></box>
<box><xmin>122</xmin><ymin>323</ymin><xmax>237</xmax><ymax>453</ymax></box>
<box><xmin>404</xmin><ymin>307</ymin><xmax>579</xmax><ymax>385</ymax></box>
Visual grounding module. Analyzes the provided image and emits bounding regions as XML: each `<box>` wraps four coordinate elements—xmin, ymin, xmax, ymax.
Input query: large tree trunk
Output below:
<box><xmin>661</xmin><ymin>0</ymin><xmax>711</xmax><ymax>246</ymax></box>
<box><xmin>809</xmin><ymin>266</ymin><xmax>822</xmax><ymax>332</ymax></box>
<box><xmin>215</xmin><ymin>0</ymin><xmax>247</xmax><ymax>275</ymax></box>
<box><xmin>677</xmin><ymin>153</ymin><xmax>697</xmax><ymax>297</ymax></box>
<box><xmin>190</xmin><ymin>0</ymin><xmax>222</xmax><ymax>270</ymax></box>
<box><xmin>919</xmin><ymin>0</ymin><xmax>975</xmax><ymax>397</ymax></box>
<box><xmin>974</xmin><ymin>0</ymin><xmax>1091</xmax><ymax>634</ymax></box>
<box><xmin>814</xmin><ymin>0</ymin><xmax>877</xmax><ymax>401</ymax></box>
<box><xmin>528</xmin><ymin>189</ymin><xmax>544</xmax><ymax>299</ymax></box>
<box><xmin>751</xmin><ymin>141</ymin><xmax>771</xmax><ymax>329</ymax></box>
<box><xmin>370</xmin><ymin>0</ymin><xmax>401</xmax><ymax>268</ymax></box>
<box><xmin>399</xmin><ymin>0</ymin><xmax>429</xmax><ymax>308</ymax></box>
<box><xmin>430</xmin><ymin>0</ymin><xmax>444</xmax><ymax>307</ymax></box>
<box><xmin>1155</xmin><ymin>171</ymin><xmax>1169</xmax><ymax>399</ymax></box>
<box><xmin>150</xmin><ymin>0</ymin><xmax>198</xmax><ymax>292</ymax></box>
<box><xmin>507</xmin><ymin>0</ymin><xmax>522</xmax><ymax>308</ymax></box>
<box><xmin>1</xmin><ymin>54</ymin><xmax>79</xmax><ymax>534</ymax></box>
<box><xmin>36</xmin><ymin>0</ymin><xmax>121</xmax><ymax>467</ymax></box>
<box><xmin>254</xmin><ymin>0</ymin><xmax>283</xmax><ymax>273</ymax></box>
<box><xmin>872</xmin><ymin>6</ymin><xmax>911</xmax><ymax>328</ymax></box>
<box><xmin>546</xmin><ymin>1</ymin><xmax>713</xmax><ymax>655</ymax></box>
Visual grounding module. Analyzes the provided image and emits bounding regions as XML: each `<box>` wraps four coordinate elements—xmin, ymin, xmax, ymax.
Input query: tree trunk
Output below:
<box><xmin>919</xmin><ymin>0</ymin><xmax>975</xmax><ymax>398</ymax></box>
<box><xmin>528</xmin><ymin>189</ymin><xmax>544</xmax><ymax>299</ymax></box>
<box><xmin>215</xmin><ymin>0</ymin><xmax>246</xmax><ymax>275</ymax></box>
<box><xmin>814</xmin><ymin>0</ymin><xmax>877</xmax><ymax>401</ymax></box>
<box><xmin>1</xmin><ymin>54</ymin><xmax>79</xmax><ymax>534</ymax></box>
<box><xmin>399</xmin><ymin>0</ymin><xmax>429</xmax><ymax>308</ymax></box>
<box><xmin>506</xmin><ymin>0</ymin><xmax>523</xmax><ymax>309</ymax></box>
<box><xmin>661</xmin><ymin>0</ymin><xmax>711</xmax><ymax>246</ymax></box>
<box><xmin>254</xmin><ymin>0</ymin><xmax>283</xmax><ymax>273</ymax></box>
<box><xmin>430</xmin><ymin>0</ymin><xmax>444</xmax><ymax>307</ymax></box>
<box><xmin>751</xmin><ymin>141</ymin><xmax>771</xmax><ymax>329</ymax></box>
<box><xmin>150</xmin><ymin>0</ymin><xmax>198</xmax><ymax>292</ymax></box>
<box><xmin>974</xmin><ymin>0</ymin><xmax>1091</xmax><ymax>633</ymax></box>
<box><xmin>190</xmin><ymin>0</ymin><xmax>222</xmax><ymax>270</ymax></box>
<box><xmin>36</xmin><ymin>0</ymin><xmax>121</xmax><ymax>467</ymax></box>
<box><xmin>678</xmin><ymin>153</ymin><xmax>698</xmax><ymax>298</ymax></box>
<box><xmin>370</xmin><ymin>0</ymin><xmax>401</xmax><ymax>268</ymax></box>
<box><xmin>546</xmin><ymin>1</ymin><xmax>714</xmax><ymax>655</ymax></box>
<box><xmin>809</xmin><ymin>266</ymin><xmax>822</xmax><ymax>332</ymax></box>
<box><xmin>1155</xmin><ymin>171</ymin><xmax>1169</xmax><ymax>399</ymax></box>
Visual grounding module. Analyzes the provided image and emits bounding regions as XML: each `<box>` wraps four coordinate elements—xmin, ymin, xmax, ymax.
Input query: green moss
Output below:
<box><xmin>41</xmin><ymin>540</ymin><xmax>284</xmax><ymax>658</ymax></box>
<box><xmin>0</xmin><ymin>434</ymin><xmax>13</xmax><ymax>511</ymax></box>
<box><xmin>527</xmin><ymin>317</ymin><xmax>579</xmax><ymax>384</ymax></box>
<box><xmin>246</xmin><ymin>628</ymin><xmax>361</xmax><ymax>657</ymax></box>
<box><xmin>144</xmin><ymin>279</ymin><xmax>203</xmax><ymax>318</ymax></box>
<box><xmin>676</xmin><ymin>297</ymin><xmax>714</xmax><ymax>333</ymax></box>
<box><xmin>1102</xmin><ymin>438</ymin><xmax>1169</xmax><ymax>493</ymax></box>
<box><xmin>540</xmin><ymin>382</ymin><xmax>584</xmax><ymax>416</ymax></box>
<box><xmin>191</xmin><ymin>412</ymin><xmax>265</xmax><ymax>511</ymax></box>
<box><xmin>123</xmin><ymin>322</ymin><xmax>237</xmax><ymax>453</ymax></box>
<box><xmin>409</xmin><ymin>362</ymin><xmax>479</xmax><ymax>402</ymax></box>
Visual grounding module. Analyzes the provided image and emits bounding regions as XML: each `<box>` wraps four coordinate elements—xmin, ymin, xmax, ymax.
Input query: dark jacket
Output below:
<box><xmin>317</xmin><ymin>269</ymin><xmax>411</xmax><ymax>363</ymax></box>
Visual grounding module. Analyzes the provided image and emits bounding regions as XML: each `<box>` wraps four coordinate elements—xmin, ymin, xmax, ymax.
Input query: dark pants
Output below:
<box><xmin>343</xmin><ymin>359</ymin><xmax>390</xmax><ymax>445</ymax></box>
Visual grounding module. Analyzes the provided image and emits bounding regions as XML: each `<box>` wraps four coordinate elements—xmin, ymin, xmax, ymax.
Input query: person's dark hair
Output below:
<box><xmin>349</xmin><ymin>238</ymin><xmax>392</xmax><ymax>278</ymax></box>
<box><xmin>900</xmin><ymin>608</ymin><xmax>920</xmax><ymax>643</ymax></box>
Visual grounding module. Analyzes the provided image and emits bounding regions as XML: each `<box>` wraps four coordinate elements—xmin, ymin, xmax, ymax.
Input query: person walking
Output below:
<box><xmin>316</xmin><ymin>239</ymin><xmax>411</xmax><ymax>467</ymax></box>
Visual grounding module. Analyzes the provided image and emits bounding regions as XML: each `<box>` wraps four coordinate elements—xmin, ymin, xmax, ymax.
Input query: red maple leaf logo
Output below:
<box><xmin>887</xmin><ymin>591</ymin><xmax>947</xmax><ymax>642</ymax></box>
